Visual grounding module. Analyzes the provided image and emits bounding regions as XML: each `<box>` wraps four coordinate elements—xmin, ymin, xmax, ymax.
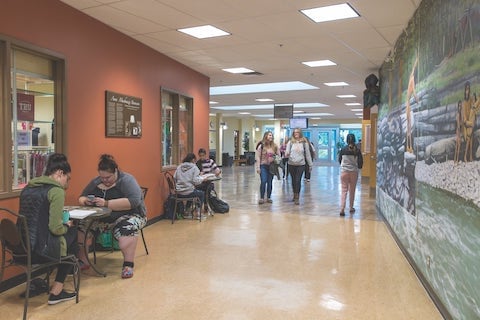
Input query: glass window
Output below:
<box><xmin>161</xmin><ymin>89</ymin><xmax>193</xmax><ymax>166</ymax></box>
<box><xmin>0</xmin><ymin>42</ymin><xmax>65</xmax><ymax>195</ymax></box>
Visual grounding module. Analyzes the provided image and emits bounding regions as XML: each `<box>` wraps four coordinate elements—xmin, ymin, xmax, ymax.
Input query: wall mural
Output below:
<box><xmin>377</xmin><ymin>0</ymin><xmax>480</xmax><ymax>318</ymax></box>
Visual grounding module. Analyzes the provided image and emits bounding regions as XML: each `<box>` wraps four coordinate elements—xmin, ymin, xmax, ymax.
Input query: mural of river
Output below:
<box><xmin>378</xmin><ymin>184</ymin><xmax>480</xmax><ymax>319</ymax></box>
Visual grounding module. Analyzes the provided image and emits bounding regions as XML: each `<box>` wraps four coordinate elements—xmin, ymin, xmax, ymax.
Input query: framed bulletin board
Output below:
<box><xmin>105</xmin><ymin>90</ymin><xmax>142</xmax><ymax>138</ymax></box>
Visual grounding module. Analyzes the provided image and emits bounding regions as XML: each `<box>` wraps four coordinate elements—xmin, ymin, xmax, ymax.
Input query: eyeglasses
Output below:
<box><xmin>99</xmin><ymin>172</ymin><xmax>116</xmax><ymax>182</ymax></box>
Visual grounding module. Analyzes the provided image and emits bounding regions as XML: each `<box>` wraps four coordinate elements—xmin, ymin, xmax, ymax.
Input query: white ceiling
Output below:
<box><xmin>60</xmin><ymin>0</ymin><xmax>420</xmax><ymax>121</ymax></box>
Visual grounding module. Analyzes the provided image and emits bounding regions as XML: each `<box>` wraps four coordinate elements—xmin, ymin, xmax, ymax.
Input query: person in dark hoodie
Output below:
<box><xmin>174</xmin><ymin>153</ymin><xmax>208</xmax><ymax>217</ymax></box>
<box><xmin>19</xmin><ymin>153</ymin><xmax>78</xmax><ymax>305</ymax></box>
<box><xmin>338</xmin><ymin>134</ymin><xmax>363</xmax><ymax>216</ymax></box>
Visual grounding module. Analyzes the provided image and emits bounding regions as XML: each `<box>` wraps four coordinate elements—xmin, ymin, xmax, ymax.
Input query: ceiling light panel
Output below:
<box><xmin>324</xmin><ymin>82</ymin><xmax>349</xmax><ymax>87</ymax></box>
<box><xmin>177</xmin><ymin>25</ymin><xmax>230</xmax><ymax>39</ymax></box>
<box><xmin>300</xmin><ymin>3</ymin><xmax>360</xmax><ymax>23</ymax></box>
<box><xmin>222</xmin><ymin>67</ymin><xmax>255</xmax><ymax>74</ymax></box>
<box><xmin>302</xmin><ymin>60</ymin><xmax>337</xmax><ymax>67</ymax></box>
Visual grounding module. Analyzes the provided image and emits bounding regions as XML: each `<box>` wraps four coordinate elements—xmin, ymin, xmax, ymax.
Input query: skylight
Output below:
<box><xmin>210</xmin><ymin>81</ymin><xmax>318</xmax><ymax>95</ymax></box>
<box><xmin>300</xmin><ymin>3</ymin><xmax>359</xmax><ymax>23</ymax></box>
<box><xmin>177</xmin><ymin>25</ymin><xmax>230</xmax><ymax>39</ymax></box>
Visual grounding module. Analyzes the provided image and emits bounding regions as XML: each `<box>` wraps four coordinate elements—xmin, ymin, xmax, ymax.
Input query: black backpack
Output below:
<box><xmin>163</xmin><ymin>194</ymin><xmax>182</xmax><ymax>219</ymax></box>
<box><xmin>207</xmin><ymin>188</ymin><xmax>229</xmax><ymax>213</ymax></box>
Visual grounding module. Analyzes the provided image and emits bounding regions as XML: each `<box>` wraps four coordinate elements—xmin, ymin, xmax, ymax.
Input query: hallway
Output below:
<box><xmin>1</xmin><ymin>165</ymin><xmax>443</xmax><ymax>319</ymax></box>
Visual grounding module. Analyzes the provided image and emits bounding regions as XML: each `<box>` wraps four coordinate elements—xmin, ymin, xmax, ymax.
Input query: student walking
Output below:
<box><xmin>338</xmin><ymin>134</ymin><xmax>363</xmax><ymax>216</ymax></box>
<box><xmin>285</xmin><ymin>128</ymin><xmax>312</xmax><ymax>205</ymax></box>
<box><xmin>255</xmin><ymin>131</ymin><xmax>280</xmax><ymax>204</ymax></box>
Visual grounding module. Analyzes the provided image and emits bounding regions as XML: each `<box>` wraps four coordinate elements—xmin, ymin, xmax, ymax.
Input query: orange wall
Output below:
<box><xmin>0</xmin><ymin>0</ymin><xmax>210</xmax><ymax>217</ymax></box>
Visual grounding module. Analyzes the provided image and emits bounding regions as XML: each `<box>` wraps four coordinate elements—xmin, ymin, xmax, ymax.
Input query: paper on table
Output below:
<box><xmin>200</xmin><ymin>173</ymin><xmax>216</xmax><ymax>179</ymax></box>
<box><xmin>68</xmin><ymin>209</ymin><xmax>97</xmax><ymax>219</ymax></box>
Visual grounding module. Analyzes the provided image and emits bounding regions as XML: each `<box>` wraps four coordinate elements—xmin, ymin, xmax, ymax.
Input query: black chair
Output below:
<box><xmin>0</xmin><ymin>207</ymin><xmax>80</xmax><ymax>320</ymax></box>
<box><xmin>92</xmin><ymin>186</ymin><xmax>149</xmax><ymax>261</ymax></box>
<box><xmin>164</xmin><ymin>172</ymin><xmax>203</xmax><ymax>224</ymax></box>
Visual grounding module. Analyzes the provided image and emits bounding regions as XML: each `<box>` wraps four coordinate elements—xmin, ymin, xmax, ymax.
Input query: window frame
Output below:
<box><xmin>161</xmin><ymin>88</ymin><xmax>193</xmax><ymax>168</ymax></box>
<box><xmin>0</xmin><ymin>37</ymin><xmax>65</xmax><ymax>198</ymax></box>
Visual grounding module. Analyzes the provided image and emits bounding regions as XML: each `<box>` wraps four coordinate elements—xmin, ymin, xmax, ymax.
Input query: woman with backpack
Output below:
<box><xmin>285</xmin><ymin>128</ymin><xmax>313</xmax><ymax>205</ymax></box>
<box><xmin>255</xmin><ymin>131</ymin><xmax>280</xmax><ymax>204</ymax></box>
<box><xmin>338</xmin><ymin>133</ymin><xmax>363</xmax><ymax>216</ymax></box>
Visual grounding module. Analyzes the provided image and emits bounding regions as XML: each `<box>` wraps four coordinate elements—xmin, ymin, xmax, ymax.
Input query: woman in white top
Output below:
<box><xmin>285</xmin><ymin>128</ymin><xmax>313</xmax><ymax>205</ymax></box>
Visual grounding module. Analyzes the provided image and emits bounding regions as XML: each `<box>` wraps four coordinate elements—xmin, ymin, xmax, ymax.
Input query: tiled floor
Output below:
<box><xmin>1</xmin><ymin>165</ymin><xmax>443</xmax><ymax>320</ymax></box>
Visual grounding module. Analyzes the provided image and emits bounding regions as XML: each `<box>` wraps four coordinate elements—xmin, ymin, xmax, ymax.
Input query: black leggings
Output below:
<box><xmin>54</xmin><ymin>226</ymin><xmax>78</xmax><ymax>283</ymax></box>
<box><xmin>289</xmin><ymin>165</ymin><xmax>305</xmax><ymax>194</ymax></box>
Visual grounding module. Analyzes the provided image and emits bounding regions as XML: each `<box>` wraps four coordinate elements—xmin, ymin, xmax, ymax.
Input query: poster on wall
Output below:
<box><xmin>105</xmin><ymin>90</ymin><xmax>142</xmax><ymax>138</ymax></box>
<box><xmin>17</xmin><ymin>93</ymin><xmax>35</xmax><ymax>121</ymax></box>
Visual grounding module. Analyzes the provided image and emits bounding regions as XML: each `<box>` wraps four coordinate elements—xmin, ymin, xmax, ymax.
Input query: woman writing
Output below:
<box><xmin>79</xmin><ymin>154</ymin><xmax>146</xmax><ymax>279</ymax></box>
<box><xmin>285</xmin><ymin>128</ymin><xmax>312</xmax><ymax>205</ymax></box>
<box><xmin>174</xmin><ymin>152</ymin><xmax>207</xmax><ymax>217</ymax></box>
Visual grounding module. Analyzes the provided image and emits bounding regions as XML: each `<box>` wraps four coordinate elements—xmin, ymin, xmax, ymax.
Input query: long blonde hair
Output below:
<box><xmin>290</xmin><ymin>128</ymin><xmax>307</xmax><ymax>143</ymax></box>
<box><xmin>258</xmin><ymin>131</ymin><xmax>278</xmax><ymax>152</ymax></box>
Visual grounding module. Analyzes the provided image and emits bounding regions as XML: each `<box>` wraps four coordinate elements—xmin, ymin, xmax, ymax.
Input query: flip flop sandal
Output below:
<box><xmin>121</xmin><ymin>266</ymin><xmax>134</xmax><ymax>279</ymax></box>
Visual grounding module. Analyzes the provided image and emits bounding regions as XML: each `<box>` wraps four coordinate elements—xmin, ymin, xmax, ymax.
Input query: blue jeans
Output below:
<box><xmin>178</xmin><ymin>189</ymin><xmax>205</xmax><ymax>204</ymax></box>
<box><xmin>259</xmin><ymin>164</ymin><xmax>274</xmax><ymax>199</ymax></box>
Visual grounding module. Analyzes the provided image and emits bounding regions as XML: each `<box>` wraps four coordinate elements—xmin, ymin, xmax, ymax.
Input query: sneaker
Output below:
<box><xmin>48</xmin><ymin>290</ymin><xmax>76</xmax><ymax>305</ymax></box>
<box><xmin>349</xmin><ymin>208</ymin><xmax>355</xmax><ymax>213</ymax></box>
<box><xmin>306</xmin><ymin>179</ymin><xmax>310</xmax><ymax>182</ymax></box>
<box><xmin>195</xmin><ymin>215</ymin><xmax>207</xmax><ymax>221</ymax></box>
<box><xmin>340</xmin><ymin>211</ymin><xmax>345</xmax><ymax>216</ymax></box>
<box><xmin>258</xmin><ymin>199</ymin><xmax>264</xmax><ymax>204</ymax></box>
<box><xmin>266</xmin><ymin>198</ymin><xmax>273</xmax><ymax>203</ymax></box>
<box><xmin>121</xmin><ymin>266</ymin><xmax>134</xmax><ymax>279</ymax></box>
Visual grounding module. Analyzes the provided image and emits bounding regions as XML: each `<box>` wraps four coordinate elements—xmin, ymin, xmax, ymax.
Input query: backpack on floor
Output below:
<box><xmin>207</xmin><ymin>188</ymin><xmax>229</xmax><ymax>213</ymax></box>
<box><xmin>163</xmin><ymin>194</ymin><xmax>186</xmax><ymax>219</ymax></box>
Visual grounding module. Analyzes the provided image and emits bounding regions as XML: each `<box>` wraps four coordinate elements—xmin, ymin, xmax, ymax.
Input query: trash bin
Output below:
<box><xmin>222</xmin><ymin>153</ymin><xmax>231</xmax><ymax>167</ymax></box>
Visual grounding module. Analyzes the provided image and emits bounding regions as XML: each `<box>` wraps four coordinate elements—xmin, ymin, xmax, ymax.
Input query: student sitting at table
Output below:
<box><xmin>78</xmin><ymin>154</ymin><xmax>146</xmax><ymax>279</ymax></box>
<box><xmin>196</xmin><ymin>148</ymin><xmax>221</xmax><ymax>212</ymax></box>
<box><xmin>175</xmin><ymin>152</ymin><xmax>208</xmax><ymax>217</ymax></box>
<box><xmin>19</xmin><ymin>153</ymin><xmax>78</xmax><ymax>305</ymax></box>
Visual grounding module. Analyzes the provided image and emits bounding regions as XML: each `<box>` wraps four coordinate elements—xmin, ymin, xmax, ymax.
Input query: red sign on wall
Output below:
<box><xmin>17</xmin><ymin>93</ymin><xmax>35</xmax><ymax>121</ymax></box>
